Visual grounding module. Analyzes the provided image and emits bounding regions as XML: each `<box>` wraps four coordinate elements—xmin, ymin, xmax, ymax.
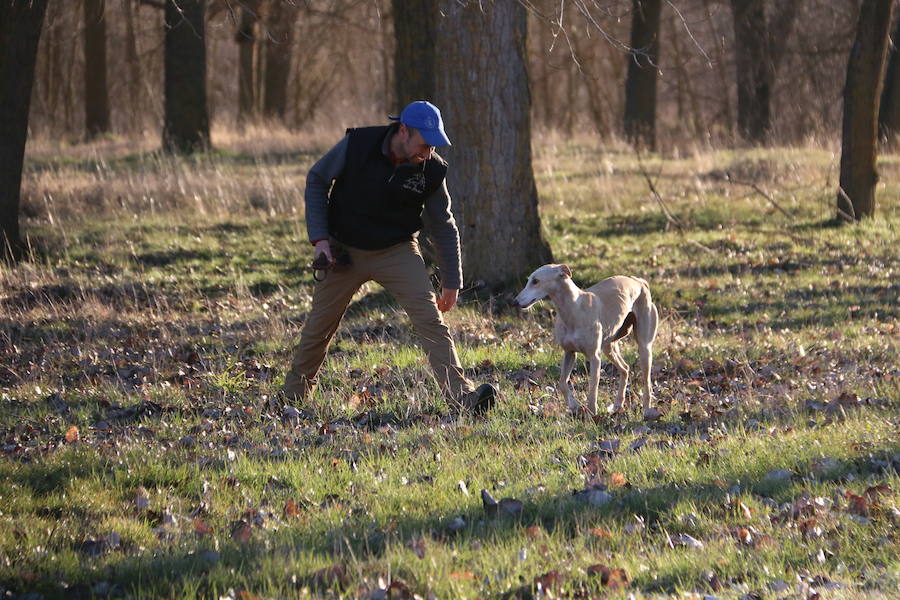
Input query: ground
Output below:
<box><xmin>0</xmin><ymin>132</ymin><xmax>897</xmax><ymax>599</ymax></box>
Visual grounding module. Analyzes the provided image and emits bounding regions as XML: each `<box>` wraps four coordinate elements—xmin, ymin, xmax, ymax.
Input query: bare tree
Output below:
<box><xmin>1</xmin><ymin>0</ymin><xmax>48</xmax><ymax>262</ymax></box>
<box><xmin>879</xmin><ymin>14</ymin><xmax>900</xmax><ymax>147</ymax></box>
<box><xmin>730</xmin><ymin>0</ymin><xmax>800</xmax><ymax>142</ymax></box>
<box><xmin>624</xmin><ymin>0</ymin><xmax>662</xmax><ymax>149</ymax></box>
<box><xmin>435</xmin><ymin>0</ymin><xmax>552</xmax><ymax>288</ymax></box>
<box><xmin>83</xmin><ymin>0</ymin><xmax>111</xmax><ymax>138</ymax></box>
<box><xmin>837</xmin><ymin>0</ymin><xmax>895</xmax><ymax>221</ymax></box>
<box><xmin>263</xmin><ymin>0</ymin><xmax>299</xmax><ymax>120</ymax></box>
<box><xmin>163</xmin><ymin>0</ymin><xmax>210</xmax><ymax>152</ymax></box>
<box><xmin>392</xmin><ymin>0</ymin><xmax>436</xmax><ymax>108</ymax></box>
<box><xmin>236</xmin><ymin>0</ymin><xmax>260</xmax><ymax>124</ymax></box>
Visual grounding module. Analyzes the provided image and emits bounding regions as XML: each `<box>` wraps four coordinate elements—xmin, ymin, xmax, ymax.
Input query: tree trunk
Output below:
<box><xmin>123</xmin><ymin>0</ymin><xmax>143</xmax><ymax>131</ymax></box>
<box><xmin>730</xmin><ymin>0</ymin><xmax>772</xmax><ymax>142</ymax></box>
<box><xmin>0</xmin><ymin>0</ymin><xmax>48</xmax><ymax>262</ymax></box>
<box><xmin>879</xmin><ymin>15</ymin><xmax>900</xmax><ymax>147</ymax></box>
<box><xmin>434</xmin><ymin>0</ymin><xmax>552</xmax><ymax>289</ymax></box>
<box><xmin>392</xmin><ymin>0</ymin><xmax>437</xmax><ymax>109</ymax></box>
<box><xmin>624</xmin><ymin>0</ymin><xmax>662</xmax><ymax>149</ymax></box>
<box><xmin>837</xmin><ymin>0</ymin><xmax>895</xmax><ymax>221</ymax></box>
<box><xmin>263</xmin><ymin>0</ymin><xmax>298</xmax><ymax>120</ymax></box>
<box><xmin>236</xmin><ymin>0</ymin><xmax>259</xmax><ymax>124</ymax></box>
<box><xmin>83</xmin><ymin>0</ymin><xmax>110</xmax><ymax>138</ymax></box>
<box><xmin>163</xmin><ymin>0</ymin><xmax>210</xmax><ymax>153</ymax></box>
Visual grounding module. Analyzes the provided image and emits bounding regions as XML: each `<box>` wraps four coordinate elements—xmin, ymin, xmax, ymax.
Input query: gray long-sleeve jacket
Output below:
<box><xmin>304</xmin><ymin>134</ymin><xmax>463</xmax><ymax>289</ymax></box>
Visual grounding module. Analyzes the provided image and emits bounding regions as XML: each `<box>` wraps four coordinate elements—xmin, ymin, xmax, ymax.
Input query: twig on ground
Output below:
<box><xmin>726</xmin><ymin>178</ymin><xmax>794</xmax><ymax>220</ymax></box>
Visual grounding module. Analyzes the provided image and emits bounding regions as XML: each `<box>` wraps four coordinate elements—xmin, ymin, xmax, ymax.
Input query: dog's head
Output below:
<box><xmin>515</xmin><ymin>264</ymin><xmax>572</xmax><ymax>309</ymax></box>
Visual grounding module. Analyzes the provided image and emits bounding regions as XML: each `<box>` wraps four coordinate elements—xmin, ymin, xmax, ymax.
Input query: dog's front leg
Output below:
<box><xmin>586</xmin><ymin>351</ymin><xmax>602</xmax><ymax>416</ymax></box>
<box><xmin>557</xmin><ymin>351</ymin><xmax>578</xmax><ymax>411</ymax></box>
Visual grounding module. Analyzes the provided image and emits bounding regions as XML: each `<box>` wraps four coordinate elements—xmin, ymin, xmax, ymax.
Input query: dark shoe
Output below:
<box><xmin>458</xmin><ymin>383</ymin><xmax>498</xmax><ymax>416</ymax></box>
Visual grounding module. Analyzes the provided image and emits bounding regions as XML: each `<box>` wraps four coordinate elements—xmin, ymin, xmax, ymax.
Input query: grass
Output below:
<box><xmin>0</xmin><ymin>130</ymin><xmax>898</xmax><ymax>599</ymax></box>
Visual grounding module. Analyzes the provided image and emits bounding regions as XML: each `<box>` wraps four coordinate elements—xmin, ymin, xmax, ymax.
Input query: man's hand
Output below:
<box><xmin>313</xmin><ymin>239</ymin><xmax>334</xmax><ymax>264</ymax></box>
<box><xmin>436</xmin><ymin>288</ymin><xmax>458</xmax><ymax>312</ymax></box>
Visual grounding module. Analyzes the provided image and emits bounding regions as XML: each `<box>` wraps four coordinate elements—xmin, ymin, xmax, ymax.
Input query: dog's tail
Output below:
<box><xmin>630</xmin><ymin>278</ymin><xmax>658</xmax><ymax>347</ymax></box>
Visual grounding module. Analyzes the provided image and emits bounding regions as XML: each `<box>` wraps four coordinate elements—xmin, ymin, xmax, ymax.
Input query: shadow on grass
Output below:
<box><xmin>6</xmin><ymin>417</ymin><xmax>893</xmax><ymax>599</ymax></box>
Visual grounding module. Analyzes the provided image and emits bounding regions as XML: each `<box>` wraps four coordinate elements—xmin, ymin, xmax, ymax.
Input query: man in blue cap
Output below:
<box><xmin>281</xmin><ymin>101</ymin><xmax>497</xmax><ymax>416</ymax></box>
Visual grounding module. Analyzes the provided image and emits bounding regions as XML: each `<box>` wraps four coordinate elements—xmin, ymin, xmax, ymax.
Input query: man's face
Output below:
<box><xmin>397</xmin><ymin>125</ymin><xmax>434</xmax><ymax>164</ymax></box>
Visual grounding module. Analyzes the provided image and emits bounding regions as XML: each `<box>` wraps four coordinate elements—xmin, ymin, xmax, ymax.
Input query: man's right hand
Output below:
<box><xmin>313</xmin><ymin>239</ymin><xmax>334</xmax><ymax>265</ymax></box>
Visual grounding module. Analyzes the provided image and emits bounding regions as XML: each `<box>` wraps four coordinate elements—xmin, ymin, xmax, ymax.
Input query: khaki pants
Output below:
<box><xmin>283</xmin><ymin>239</ymin><xmax>472</xmax><ymax>402</ymax></box>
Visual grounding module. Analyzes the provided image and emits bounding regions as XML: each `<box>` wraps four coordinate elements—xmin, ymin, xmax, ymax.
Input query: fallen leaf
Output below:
<box><xmin>534</xmin><ymin>570</ymin><xmax>563</xmax><ymax>592</ymax></box>
<box><xmin>284</xmin><ymin>500</ymin><xmax>303</xmax><ymax>518</ymax></box>
<box><xmin>231</xmin><ymin>520</ymin><xmax>252</xmax><ymax>544</ymax></box>
<box><xmin>643</xmin><ymin>407</ymin><xmax>663</xmax><ymax>421</ymax></box>
<box><xmin>733</xmin><ymin>527</ymin><xmax>753</xmax><ymax>545</ymax></box>
<box><xmin>406</xmin><ymin>538</ymin><xmax>426</xmax><ymax>559</ymax></box>
<box><xmin>669</xmin><ymin>533</ymin><xmax>704</xmax><ymax>548</ymax></box>
<box><xmin>525</xmin><ymin>525</ymin><xmax>544</xmax><ymax>539</ymax></box>
<box><xmin>65</xmin><ymin>425</ymin><xmax>80</xmax><ymax>443</ymax></box>
<box><xmin>193</xmin><ymin>518</ymin><xmax>213</xmax><ymax>537</ymax></box>
<box><xmin>387</xmin><ymin>578</ymin><xmax>414</xmax><ymax>599</ymax></box>
<box><xmin>609</xmin><ymin>472</ymin><xmax>629</xmax><ymax>488</ymax></box>
<box><xmin>306</xmin><ymin>565</ymin><xmax>348</xmax><ymax>591</ymax></box>
<box><xmin>587</xmin><ymin>564</ymin><xmax>630</xmax><ymax>590</ymax></box>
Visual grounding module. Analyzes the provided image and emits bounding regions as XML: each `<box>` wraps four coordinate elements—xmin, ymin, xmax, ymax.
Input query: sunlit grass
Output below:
<box><xmin>0</xmin><ymin>131</ymin><xmax>897</xmax><ymax>598</ymax></box>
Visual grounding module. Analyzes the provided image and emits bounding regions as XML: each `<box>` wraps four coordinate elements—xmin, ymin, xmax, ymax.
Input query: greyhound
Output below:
<box><xmin>515</xmin><ymin>264</ymin><xmax>659</xmax><ymax>416</ymax></box>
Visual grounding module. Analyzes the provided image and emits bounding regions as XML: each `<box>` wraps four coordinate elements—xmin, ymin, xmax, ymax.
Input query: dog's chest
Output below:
<box><xmin>554</xmin><ymin>322</ymin><xmax>595</xmax><ymax>353</ymax></box>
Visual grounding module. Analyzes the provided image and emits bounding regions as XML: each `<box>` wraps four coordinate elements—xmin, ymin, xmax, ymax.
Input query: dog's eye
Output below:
<box><xmin>530</xmin><ymin>277</ymin><xmax>539</xmax><ymax>285</ymax></box>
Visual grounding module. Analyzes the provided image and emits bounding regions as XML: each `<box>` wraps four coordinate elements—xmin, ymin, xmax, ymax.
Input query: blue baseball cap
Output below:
<box><xmin>389</xmin><ymin>100</ymin><xmax>452</xmax><ymax>146</ymax></box>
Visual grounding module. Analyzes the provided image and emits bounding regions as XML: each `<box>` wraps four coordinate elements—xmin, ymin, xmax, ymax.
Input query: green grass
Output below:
<box><xmin>1</xmin><ymin>138</ymin><xmax>898</xmax><ymax>599</ymax></box>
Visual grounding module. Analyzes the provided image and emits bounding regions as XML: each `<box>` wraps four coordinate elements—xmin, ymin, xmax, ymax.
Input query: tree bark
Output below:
<box><xmin>838</xmin><ymin>0</ymin><xmax>895</xmax><ymax>221</ymax></box>
<box><xmin>879</xmin><ymin>15</ymin><xmax>900</xmax><ymax>147</ymax></box>
<box><xmin>83</xmin><ymin>0</ymin><xmax>111</xmax><ymax>138</ymax></box>
<box><xmin>236</xmin><ymin>0</ymin><xmax>259</xmax><ymax>124</ymax></box>
<box><xmin>0</xmin><ymin>0</ymin><xmax>48</xmax><ymax>262</ymax></box>
<box><xmin>123</xmin><ymin>0</ymin><xmax>144</xmax><ymax>131</ymax></box>
<box><xmin>434</xmin><ymin>0</ymin><xmax>552</xmax><ymax>289</ymax></box>
<box><xmin>163</xmin><ymin>0</ymin><xmax>210</xmax><ymax>153</ymax></box>
<box><xmin>730</xmin><ymin>0</ymin><xmax>772</xmax><ymax>142</ymax></box>
<box><xmin>392</xmin><ymin>0</ymin><xmax>437</xmax><ymax>109</ymax></box>
<box><xmin>263</xmin><ymin>0</ymin><xmax>298</xmax><ymax>120</ymax></box>
<box><xmin>624</xmin><ymin>0</ymin><xmax>662</xmax><ymax>149</ymax></box>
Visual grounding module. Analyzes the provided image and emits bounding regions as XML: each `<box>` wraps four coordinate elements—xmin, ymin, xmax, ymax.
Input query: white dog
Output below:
<box><xmin>515</xmin><ymin>264</ymin><xmax>658</xmax><ymax>416</ymax></box>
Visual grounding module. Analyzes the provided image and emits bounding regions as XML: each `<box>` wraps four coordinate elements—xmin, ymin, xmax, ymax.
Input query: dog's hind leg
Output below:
<box><xmin>603</xmin><ymin>341</ymin><xmax>629</xmax><ymax>413</ymax></box>
<box><xmin>633</xmin><ymin>293</ymin><xmax>659</xmax><ymax>411</ymax></box>
<box><xmin>557</xmin><ymin>351</ymin><xmax>578</xmax><ymax>412</ymax></box>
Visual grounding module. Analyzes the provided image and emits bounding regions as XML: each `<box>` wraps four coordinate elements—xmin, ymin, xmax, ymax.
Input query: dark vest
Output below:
<box><xmin>328</xmin><ymin>125</ymin><xmax>448</xmax><ymax>249</ymax></box>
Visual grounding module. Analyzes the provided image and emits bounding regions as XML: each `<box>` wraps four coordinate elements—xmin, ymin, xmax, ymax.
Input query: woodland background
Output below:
<box><xmin>25</xmin><ymin>0</ymin><xmax>883</xmax><ymax>145</ymax></box>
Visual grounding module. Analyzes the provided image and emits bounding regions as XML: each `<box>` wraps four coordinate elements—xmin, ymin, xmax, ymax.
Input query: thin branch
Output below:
<box><xmin>726</xmin><ymin>179</ymin><xmax>794</xmax><ymax>220</ymax></box>
<box><xmin>635</xmin><ymin>148</ymin><xmax>685</xmax><ymax>233</ymax></box>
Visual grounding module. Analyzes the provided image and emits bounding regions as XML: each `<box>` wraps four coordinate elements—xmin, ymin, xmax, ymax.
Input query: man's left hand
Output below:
<box><xmin>436</xmin><ymin>288</ymin><xmax>458</xmax><ymax>312</ymax></box>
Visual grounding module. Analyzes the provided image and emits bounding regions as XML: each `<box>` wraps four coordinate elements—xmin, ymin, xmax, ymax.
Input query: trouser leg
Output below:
<box><xmin>373</xmin><ymin>241</ymin><xmax>472</xmax><ymax>401</ymax></box>
<box><xmin>282</xmin><ymin>258</ymin><xmax>365</xmax><ymax>401</ymax></box>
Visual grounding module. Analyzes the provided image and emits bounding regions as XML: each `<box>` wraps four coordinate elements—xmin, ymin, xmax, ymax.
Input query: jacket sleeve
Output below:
<box><xmin>422</xmin><ymin>179</ymin><xmax>463</xmax><ymax>290</ymax></box>
<box><xmin>305</xmin><ymin>136</ymin><xmax>348</xmax><ymax>243</ymax></box>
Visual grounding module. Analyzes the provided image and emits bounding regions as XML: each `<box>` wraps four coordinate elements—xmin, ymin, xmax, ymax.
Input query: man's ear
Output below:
<box><xmin>560</xmin><ymin>264</ymin><xmax>572</xmax><ymax>278</ymax></box>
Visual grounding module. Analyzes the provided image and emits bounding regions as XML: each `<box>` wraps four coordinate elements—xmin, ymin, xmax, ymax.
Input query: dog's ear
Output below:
<box><xmin>560</xmin><ymin>264</ymin><xmax>572</xmax><ymax>278</ymax></box>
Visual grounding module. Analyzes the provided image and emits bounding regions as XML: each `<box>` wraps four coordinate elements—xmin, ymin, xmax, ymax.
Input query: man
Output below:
<box><xmin>282</xmin><ymin>101</ymin><xmax>497</xmax><ymax>415</ymax></box>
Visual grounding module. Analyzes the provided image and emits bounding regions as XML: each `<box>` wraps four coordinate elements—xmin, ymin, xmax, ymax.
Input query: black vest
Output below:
<box><xmin>328</xmin><ymin>125</ymin><xmax>448</xmax><ymax>249</ymax></box>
